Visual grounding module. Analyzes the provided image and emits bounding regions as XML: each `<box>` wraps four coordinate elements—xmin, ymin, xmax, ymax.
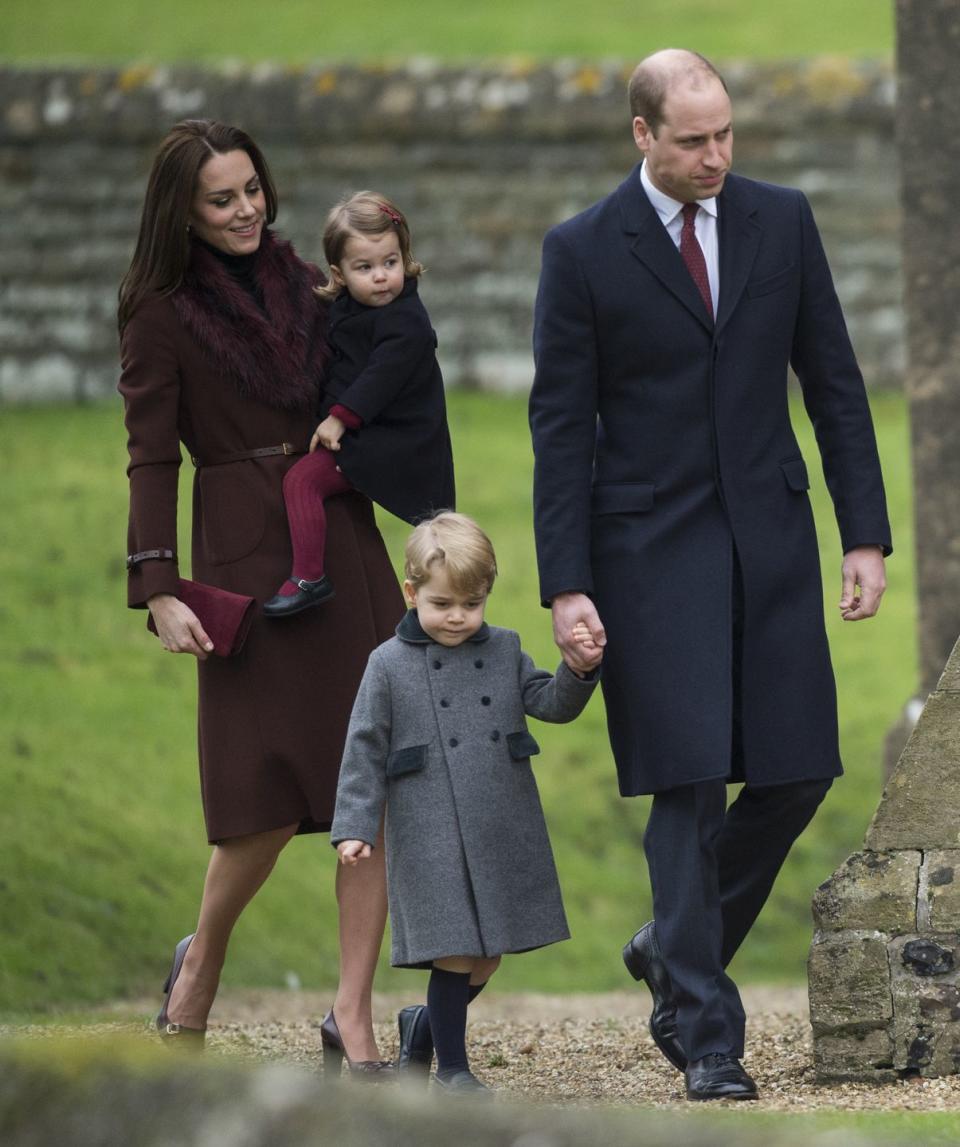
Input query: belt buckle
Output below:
<box><xmin>282</xmin><ymin>442</ymin><xmax>295</xmax><ymax>455</ymax></box>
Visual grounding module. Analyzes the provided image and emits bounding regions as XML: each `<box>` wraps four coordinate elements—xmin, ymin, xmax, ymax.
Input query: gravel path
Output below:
<box><xmin>16</xmin><ymin>987</ymin><xmax>960</xmax><ymax>1113</ymax></box>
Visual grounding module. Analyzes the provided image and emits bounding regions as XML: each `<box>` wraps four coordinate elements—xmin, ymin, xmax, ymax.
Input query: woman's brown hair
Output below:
<box><xmin>118</xmin><ymin>119</ymin><xmax>278</xmax><ymax>331</ymax></box>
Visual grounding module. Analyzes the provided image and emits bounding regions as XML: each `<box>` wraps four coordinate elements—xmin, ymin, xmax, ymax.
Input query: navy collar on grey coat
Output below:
<box><xmin>616</xmin><ymin>165</ymin><xmax>761</xmax><ymax>337</ymax></box>
<box><xmin>395</xmin><ymin>608</ymin><xmax>491</xmax><ymax>644</ymax></box>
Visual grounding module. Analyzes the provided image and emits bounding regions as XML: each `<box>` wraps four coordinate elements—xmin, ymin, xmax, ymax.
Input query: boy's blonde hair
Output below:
<box><xmin>315</xmin><ymin>190</ymin><xmax>424</xmax><ymax>301</ymax></box>
<box><xmin>404</xmin><ymin>512</ymin><xmax>498</xmax><ymax>597</ymax></box>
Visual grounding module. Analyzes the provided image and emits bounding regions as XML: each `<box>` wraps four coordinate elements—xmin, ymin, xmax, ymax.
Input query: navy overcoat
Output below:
<box><xmin>530</xmin><ymin>166</ymin><xmax>891</xmax><ymax>796</ymax></box>
<box><xmin>321</xmin><ymin>277</ymin><xmax>455</xmax><ymax>525</ymax></box>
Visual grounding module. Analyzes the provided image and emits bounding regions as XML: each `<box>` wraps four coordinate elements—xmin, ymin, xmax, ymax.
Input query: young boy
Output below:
<box><xmin>331</xmin><ymin>512</ymin><xmax>600</xmax><ymax>1093</ymax></box>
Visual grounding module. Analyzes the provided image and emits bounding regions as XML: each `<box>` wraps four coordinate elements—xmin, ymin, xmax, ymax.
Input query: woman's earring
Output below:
<box><xmin>186</xmin><ymin>222</ymin><xmax>192</xmax><ymax>233</ymax></box>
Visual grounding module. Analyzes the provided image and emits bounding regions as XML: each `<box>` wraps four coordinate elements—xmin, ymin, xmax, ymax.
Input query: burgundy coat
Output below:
<box><xmin>119</xmin><ymin>233</ymin><xmax>404</xmax><ymax>842</ymax></box>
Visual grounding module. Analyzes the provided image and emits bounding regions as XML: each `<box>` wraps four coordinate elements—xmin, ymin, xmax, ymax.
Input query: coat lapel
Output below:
<box><xmin>715</xmin><ymin>175</ymin><xmax>762</xmax><ymax>336</ymax></box>
<box><xmin>618</xmin><ymin>167</ymin><xmax>713</xmax><ymax>332</ymax></box>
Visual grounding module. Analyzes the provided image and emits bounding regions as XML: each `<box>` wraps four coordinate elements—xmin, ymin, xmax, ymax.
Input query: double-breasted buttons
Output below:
<box><xmin>474</xmin><ymin>659</ymin><xmax>484</xmax><ymax>668</ymax></box>
<box><xmin>440</xmin><ymin>699</ymin><xmax>450</xmax><ymax>708</ymax></box>
<box><xmin>491</xmin><ymin>730</ymin><xmax>500</xmax><ymax>742</ymax></box>
<box><xmin>449</xmin><ymin>737</ymin><xmax>459</xmax><ymax>747</ymax></box>
<box><xmin>481</xmin><ymin>696</ymin><xmax>491</xmax><ymax>706</ymax></box>
<box><xmin>433</xmin><ymin>659</ymin><xmax>442</xmax><ymax>669</ymax></box>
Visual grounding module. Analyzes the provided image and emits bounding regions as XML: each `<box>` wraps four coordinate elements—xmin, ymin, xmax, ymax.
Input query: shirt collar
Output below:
<box><xmin>640</xmin><ymin>160</ymin><xmax>718</xmax><ymax>226</ymax></box>
<box><xmin>395</xmin><ymin>608</ymin><xmax>491</xmax><ymax>645</ymax></box>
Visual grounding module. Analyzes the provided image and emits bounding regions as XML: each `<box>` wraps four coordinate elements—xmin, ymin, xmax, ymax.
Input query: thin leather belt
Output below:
<box><xmin>191</xmin><ymin>442</ymin><xmax>304</xmax><ymax>468</ymax></box>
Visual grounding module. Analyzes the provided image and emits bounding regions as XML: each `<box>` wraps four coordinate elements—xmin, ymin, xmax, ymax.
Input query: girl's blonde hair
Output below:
<box><xmin>404</xmin><ymin>512</ymin><xmax>498</xmax><ymax>597</ymax></box>
<box><xmin>315</xmin><ymin>190</ymin><xmax>424</xmax><ymax>301</ymax></box>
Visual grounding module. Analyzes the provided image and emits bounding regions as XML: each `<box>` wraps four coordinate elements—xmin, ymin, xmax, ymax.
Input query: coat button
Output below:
<box><xmin>440</xmin><ymin>699</ymin><xmax>450</xmax><ymax>708</ymax></box>
<box><xmin>490</xmin><ymin>730</ymin><xmax>500</xmax><ymax>742</ymax></box>
<box><xmin>433</xmin><ymin>660</ymin><xmax>442</xmax><ymax>669</ymax></box>
<box><xmin>449</xmin><ymin>737</ymin><xmax>459</xmax><ymax>747</ymax></box>
<box><xmin>481</xmin><ymin>696</ymin><xmax>491</xmax><ymax>706</ymax></box>
<box><xmin>474</xmin><ymin>659</ymin><xmax>484</xmax><ymax>668</ymax></box>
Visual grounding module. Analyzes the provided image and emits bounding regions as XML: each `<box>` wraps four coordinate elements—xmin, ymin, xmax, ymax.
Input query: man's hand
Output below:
<box><xmin>551</xmin><ymin>592</ymin><xmax>606</xmax><ymax>673</ymax></box>
<box><xmin>839</xmin><ymin>545</ymin><xmax>886</xmax><ymax>621</ymax></box>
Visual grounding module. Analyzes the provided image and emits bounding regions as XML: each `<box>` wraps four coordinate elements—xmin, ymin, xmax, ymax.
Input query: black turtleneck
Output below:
<box><xmin>195</xmin><ymin>237</ymin><xmax>265</xmax><ymax>312</ymax></box>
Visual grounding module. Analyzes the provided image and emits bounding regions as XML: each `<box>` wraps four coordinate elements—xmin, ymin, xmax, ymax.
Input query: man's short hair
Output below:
<box><xmin>628</xmin><ymin>50</ymin><xmax>728</xmax><ymax>135</ymax></box>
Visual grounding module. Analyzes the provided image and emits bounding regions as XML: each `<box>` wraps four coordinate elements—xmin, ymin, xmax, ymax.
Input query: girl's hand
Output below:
<box><xmin>147</xmin><ymin>593</ymin><xmax>214</xmax><ymax>660</ymax></box>
<box><xmin>337</xmin><ymin>840</ymin><xmax>372</xmax><ymax>866</ymax></box>
<box><xmin>310</xmin><ymin>415</ymin><xmax>346</xmax><ymax>453</ymax></box>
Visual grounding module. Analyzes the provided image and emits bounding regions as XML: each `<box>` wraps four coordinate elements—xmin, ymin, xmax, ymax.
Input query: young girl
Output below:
<box><xmin>264</xmin><ymin>192</ymin><xmax>455</xmax><ymax>616</ymax></box>
<box><xmin>331</xmin><ymin>512</ymin><xmax>600</xmax><ymax>1093</ymax></box>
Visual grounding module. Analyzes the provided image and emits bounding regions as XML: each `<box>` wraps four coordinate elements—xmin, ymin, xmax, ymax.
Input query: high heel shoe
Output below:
<box><xmin>156</xmin><ymin>933</ymin><xmax>206</xmax><ymax>1048</ymax></box>
<box><xmin>320</xmin><ymin>1010</ymin><xmax>395</xmax><ymax>1082</ymax></box>
<box><xmin>397</xmin><ymin>1004</ymin><xmax>433</xmax><ymax>1080</ymax></box>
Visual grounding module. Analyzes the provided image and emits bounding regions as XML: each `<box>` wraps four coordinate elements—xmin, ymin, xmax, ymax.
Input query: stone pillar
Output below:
<box><xmin>897</xmin><ymin>0</ymin><xmax>960</xmax><ymax>695</ymax></box>
<box><xmin>809</xmin><ymin>636</ymin><xmax>960</xmax><ymax>1079</ymax></box>
<box><xmin>883</xmin><ymin>1</ymin><xmax>960</xmax><ymax>777</ymax></box>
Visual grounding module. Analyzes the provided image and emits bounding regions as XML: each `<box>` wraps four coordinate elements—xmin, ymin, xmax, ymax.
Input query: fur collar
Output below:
<box><xmin>172</xmin><ymin>230</ymin><xmax>327</xmax><ymax>412</ymax></box>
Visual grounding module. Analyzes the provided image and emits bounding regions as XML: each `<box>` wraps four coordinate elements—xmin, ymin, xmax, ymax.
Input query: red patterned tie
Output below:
<box><xmin>680</xmin><ymin>202</ymin><xmax>714</xmax><ymax>321</ymax></box>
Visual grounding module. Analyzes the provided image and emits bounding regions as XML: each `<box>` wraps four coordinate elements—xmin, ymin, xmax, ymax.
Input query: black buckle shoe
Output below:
<box><xmin>397</xmin><ymin>1004</ymin><xmax>433</xmax><ymax>1080</ymax></box>
<box><xmin>623</xmin><ymin>921</ymin><xmax>686</xmax><ymax>1071</ymax></box>
<box><xmin>685</xmin><ymin>1053</ymin><xmax>758</xmax><ymax>1101</ymax></box>
<box><xmin>263</xmin><ymin>575</ymin><xmax>335</xmax><ymax>618</ymax></box>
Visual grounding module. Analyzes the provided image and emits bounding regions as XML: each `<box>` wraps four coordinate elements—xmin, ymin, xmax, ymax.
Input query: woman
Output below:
<box><xmin>118</xmin><ymin>119</ymin><xmax>403</xmax><ymax>1075</ymax></box>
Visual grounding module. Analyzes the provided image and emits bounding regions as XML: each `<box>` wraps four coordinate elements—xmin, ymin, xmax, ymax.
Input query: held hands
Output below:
<box><xmin>839</xmin><ymin>545</ymin><xmax>886</xmax><ymax>621</ymax></box>
<box><xmin>310</xmin><ymin>415</ymin><xmax>346</xmax><ymax>453</ymax></box>
<box><xmin>147</xmin><ymin>593</ymin><xmax>214</xmax><ymax>660</ymax></box>
<box><xmin>552</xmin><ymin>592</ymin><xmax>606</xmax><ymax>675</ymax></box>
<box><xmin>337</xmin><ymin>840</ymin><xmax>372</xmax><ymax>866</ymax></box>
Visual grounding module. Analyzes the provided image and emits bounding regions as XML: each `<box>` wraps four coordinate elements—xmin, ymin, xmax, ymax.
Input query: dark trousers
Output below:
<box><xmin>642</xmin><ymin>551</ymin><xmax>832</xmax><ymax>1060</ymax></box>
<box><xmin>643</xmin><ymin>775</ymin><xmax>831</xmax><ymax>1060</ymax></box>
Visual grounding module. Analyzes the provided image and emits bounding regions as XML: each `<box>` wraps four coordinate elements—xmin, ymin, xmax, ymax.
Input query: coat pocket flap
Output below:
<box><xmin>506</xmin><ymin>730</ymin><xmax>541</xmax><ymax>760</ymax></box>
<box><xmin>780</xmin><ymin>457</ymin><xmax>810</xmax><ymax>492</ymax></box>
<box><xmin>591</xmin><ymin>482</ymin><xmax>655</xmax><ymax>515</ymax></box>
<box><xmin>386</xmin><ymin>744</ymin><xmax>428</xmax><ymax>777</ymax></box>
<box><xmin>747</xmin><ymin>264</ymin><xmax>795</xmax><ymax>297</ymax></box>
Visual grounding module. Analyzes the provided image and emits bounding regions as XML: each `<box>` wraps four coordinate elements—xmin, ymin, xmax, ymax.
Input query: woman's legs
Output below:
<box><xmin>331</xmin><ymin>824</ymin><xmax>389</xmax><ymax>1061</ymax></box>
<box><xmin>166</xmin><ymin>822</ymin><xmax>300</xmax><ymax>1029</ymax></box>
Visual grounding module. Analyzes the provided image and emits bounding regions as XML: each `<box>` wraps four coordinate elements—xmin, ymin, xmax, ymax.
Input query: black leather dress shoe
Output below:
<box><xmin>397</xmin><ymin>1004</ymin><xmax>434</xmax><ymax>1079</ymax></box>
<box><xmin>622</xmin><ymin>921</ymin><xmax>686</xmax><ymax>1071</ymax></box>
<box><xmin>433</xmin><ymin>1070</ymin><xmax>490</xmax><ymax>1095</ymax></box>
<box><xmin>263</xmin><ymin>575</ymin><xmax>334</xmax><ymax>617</ymax></box>
<box><xmin>684</xmin><ymin>1053</ymin><xmax>758</xmax><ymax>1101</ymax></box>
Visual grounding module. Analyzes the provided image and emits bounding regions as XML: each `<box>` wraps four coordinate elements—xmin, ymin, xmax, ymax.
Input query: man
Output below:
<box><xmin>529</xmin><ymin>49</ymin><xmax>890</xmax><ymax>1101</ymax></box>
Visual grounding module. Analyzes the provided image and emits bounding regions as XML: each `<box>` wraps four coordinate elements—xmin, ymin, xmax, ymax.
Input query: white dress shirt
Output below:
<box><xmin>640</xmin><ymin>161</ymin><xmax>719</xmax><ymax>317</ymax></box>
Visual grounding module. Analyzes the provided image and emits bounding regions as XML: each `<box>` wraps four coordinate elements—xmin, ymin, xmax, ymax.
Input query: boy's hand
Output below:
<box><xmin>310</xmin><ymin>415</ymin><xmax>346</xmax><ymax>453</ymax></box>
<box><xmin>337</xmin><ymin>840</ymin><xmax>372</xmax><ymax>866</ymax></box>
<box><xmin>571</xmin><ymin>620</ymin><xmax>603</xmax><ymax>655</ymax></box>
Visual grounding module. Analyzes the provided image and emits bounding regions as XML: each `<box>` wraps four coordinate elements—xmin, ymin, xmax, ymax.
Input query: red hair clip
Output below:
<box><xmin>380</xmin><ymin>203</ymin><xmax>403</xmax><ymax>226</ymax></box>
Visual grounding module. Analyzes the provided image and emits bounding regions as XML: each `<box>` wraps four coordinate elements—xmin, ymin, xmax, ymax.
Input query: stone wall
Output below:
<box><xmin>809</xmin><ymin>635</ymin><xmax>960</xmax><ymax>1080</ymax></box>
<box><xmin>0</xmin><ymin>59</ymin><xmax>900</xmax><ymax>403</ymax></box>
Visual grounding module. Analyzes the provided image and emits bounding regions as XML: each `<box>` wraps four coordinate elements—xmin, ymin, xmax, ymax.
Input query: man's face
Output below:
<box><xmin>633</xmin><ymin>78</ymin><xmax>733</xmax><ymax>203</ymax></box>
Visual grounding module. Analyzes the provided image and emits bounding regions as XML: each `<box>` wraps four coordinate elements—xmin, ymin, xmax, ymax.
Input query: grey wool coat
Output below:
<box><xmin>331</xmin><ymin>610</ymin><xmax>599</xmax><ymax>968</ymax></box>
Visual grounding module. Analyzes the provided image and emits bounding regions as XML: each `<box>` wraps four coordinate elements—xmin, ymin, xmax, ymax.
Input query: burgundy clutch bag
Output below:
<box><xmin>147</xmin><ymin>578</ymin><xmax>256</xmax><ymax>657</ymax></box>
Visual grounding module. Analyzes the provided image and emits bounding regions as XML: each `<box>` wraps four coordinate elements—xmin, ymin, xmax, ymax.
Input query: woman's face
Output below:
<box><xmin>189</xmin><ymin>149</ymin><xmax>266</xmax><ymax>255</ymax></box>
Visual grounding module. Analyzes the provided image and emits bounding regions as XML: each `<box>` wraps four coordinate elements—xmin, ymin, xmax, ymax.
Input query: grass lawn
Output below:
<box><xmin>3</xmin><ymin>1</ymin><xmax>893</xmax><ymax>64</ymax></box>
<box><xmin>0</xmin><ymin>388</ymin><xmax>913</xmax><ymax>1015</ymax></box>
